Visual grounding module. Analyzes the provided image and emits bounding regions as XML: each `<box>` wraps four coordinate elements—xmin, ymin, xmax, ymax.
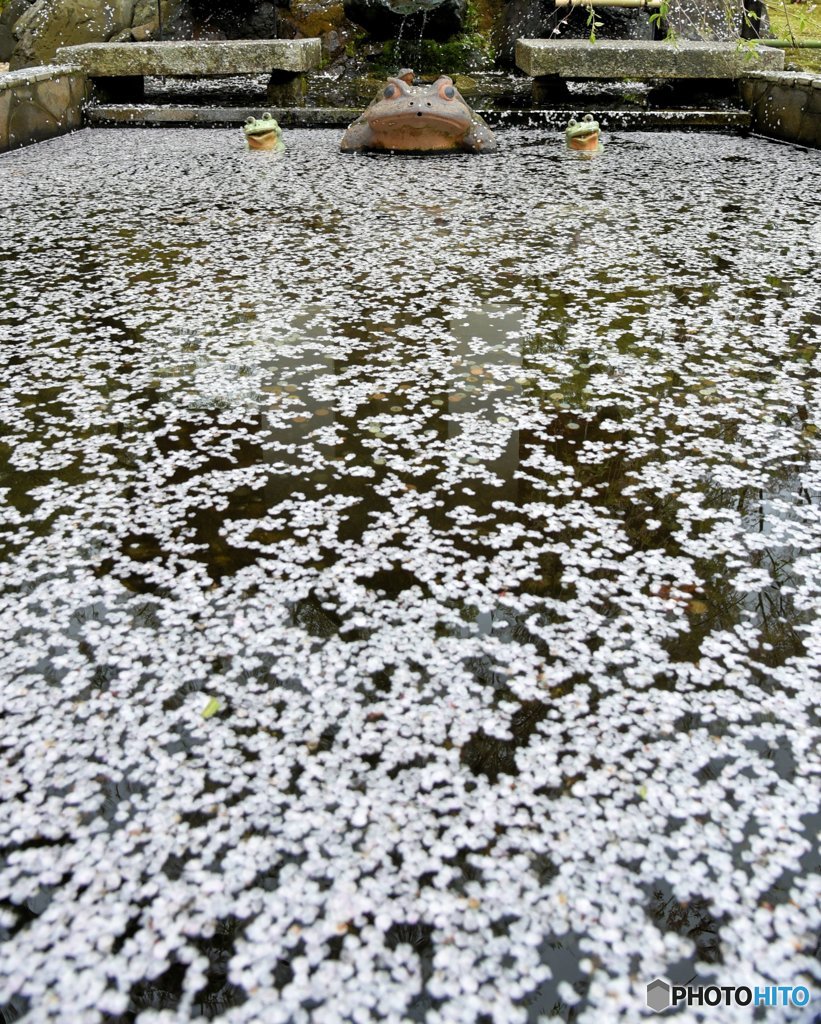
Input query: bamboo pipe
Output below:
<box><xmin>756</xmin><ymin>38</ymin><xmax>821</xmax><ymax>47</ymax></box>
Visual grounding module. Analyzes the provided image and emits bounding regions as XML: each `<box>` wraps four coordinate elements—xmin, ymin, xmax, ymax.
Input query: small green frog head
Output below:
<box><xmin>243</xmin><ymin>113</ymin><xmax>285</xmax><ymax>151</ymax></box>
<box><xmin>565</xmin><ymin>113</ymin><xmax>601</xmax><ymax>152</ymax></box>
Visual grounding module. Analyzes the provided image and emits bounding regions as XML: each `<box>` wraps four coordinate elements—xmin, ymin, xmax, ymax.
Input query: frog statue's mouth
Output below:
<box><xmin>368</xmin><ymin>106</ymin><xmax>472</xmax><ymax>150</ymax></box>
<box><xmin>565</xmin><ymin>114</ymin><xmax>601</xmax><ymax>151</ymax></box>
<box><xmin>370</xmin><ymin>106</ymin><xmax>470</xmax><ymax>134</ymax></box>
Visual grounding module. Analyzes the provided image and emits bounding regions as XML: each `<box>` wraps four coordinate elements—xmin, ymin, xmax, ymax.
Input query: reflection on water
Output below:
<box><xmin>0</xmin><ymin>129</ymin><xmax>819</xmax><ymax>1024</ymax></box>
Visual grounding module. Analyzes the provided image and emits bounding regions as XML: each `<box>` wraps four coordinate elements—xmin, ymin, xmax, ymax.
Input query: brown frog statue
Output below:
<box><xmin>340</xmin><ymin>69</ymin><xmax>497</xmax><ymax>154</ymax></box>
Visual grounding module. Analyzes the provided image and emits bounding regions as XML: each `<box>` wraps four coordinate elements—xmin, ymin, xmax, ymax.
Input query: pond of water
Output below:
<box><xmin>0</xmin><ymin>128</ymin><xmax>819</xmax><ymax>1023</ymax></box>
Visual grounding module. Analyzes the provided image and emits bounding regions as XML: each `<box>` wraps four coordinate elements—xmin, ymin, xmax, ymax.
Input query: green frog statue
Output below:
<box><xmin>243</xmin><ymin>113</ymin><xmax>285</xmax><ymax>152</ymax></box>
<box><xmin>340</xmin><ymin>69</ymin><xmax>497</xmax><ymax>154</ymax></box>
<box><xmin>565</xmin><ymin>114</ymin><xmax>602</xmax><ymax>155</ymax></box>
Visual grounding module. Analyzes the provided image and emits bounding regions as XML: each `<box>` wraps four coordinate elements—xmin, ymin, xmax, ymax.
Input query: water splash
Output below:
<box><xmin>385</xmin><ymin>0</ymin><xmax>449</xmax><ymax>14</ymax></box>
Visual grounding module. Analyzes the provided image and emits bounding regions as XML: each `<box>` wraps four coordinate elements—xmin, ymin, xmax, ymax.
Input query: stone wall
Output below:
<box><xmin>740</xmin><ymin>70</ymin><xmax>821</xmax><ymax>149</ymax></box>
<box><xmin>0</xmin><ymin>63</ymin><xmax>86</xmax><ymax>152</ymax></box>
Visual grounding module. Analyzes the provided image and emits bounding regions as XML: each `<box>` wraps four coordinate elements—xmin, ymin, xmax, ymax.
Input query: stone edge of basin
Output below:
<box><xmin>740</xmin><ymin>69</ymin><xmax>821</xmax><ymax>147</ymax></box>
<box><xmin>0</xmin><ymin>63</ymin><xmax>81</xmax><ymax>88</ymax></box>
<box><xmin>515</xmin><ymin>39</ymin><xmax>786</xmax><ymax>78</ymax></box>
<box><xmin>2</xmin><ymin>60</ymin><xmax>818</xmax><ymax>153</ymax></box>
<box><xmin>54</xmin><ymin>39</ymin><xmax>323</xmax><ymax>76</ymax></box>
<box><xmin>86</xmin><ymin>103</ymin><xmax>752</xmax><ymax>131</ymax></box>
<box><xmin>0</xmin><ymin>63</ymin><xmax>87</xmax><ymax>153</ymax></box>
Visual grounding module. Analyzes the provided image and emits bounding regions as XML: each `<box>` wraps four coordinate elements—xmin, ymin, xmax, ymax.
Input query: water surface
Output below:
<box><xmin>0</xmin><ymin>128</ymin><xmax>819</xmax><ymax>1023</ymax></box>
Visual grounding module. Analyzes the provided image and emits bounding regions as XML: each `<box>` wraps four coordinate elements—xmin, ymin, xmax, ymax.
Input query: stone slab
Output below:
<box><xmin>515</xmin><ymin>39</ymin><xmax>785</xmax><ymax>79</ymax></box>
<box><xmin>55</xmin><ymin>39</ymin><xmax>322</xmax><ymax>77</ymax></box>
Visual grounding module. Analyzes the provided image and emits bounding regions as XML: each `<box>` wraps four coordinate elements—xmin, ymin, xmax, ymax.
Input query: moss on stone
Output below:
<box><xmin>288</xmin><ymin>0</ymin><xmax>346</xmax><ymax>38</ymax></box>
<box><xmin>468</xmin><ymin>0</ymin><xmax>503</xmax><ymax>36</ymax></box>
<box><xmin>375</xmin><ymin>32</ymin><xmax>494</xmax><ymax>74</ymax></box>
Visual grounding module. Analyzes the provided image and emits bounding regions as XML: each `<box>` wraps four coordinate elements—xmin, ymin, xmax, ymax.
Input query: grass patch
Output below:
<box><xmin>765</xmin><ymin>0</ymin><xmax>821</xmax><ymax>71</ymax></box>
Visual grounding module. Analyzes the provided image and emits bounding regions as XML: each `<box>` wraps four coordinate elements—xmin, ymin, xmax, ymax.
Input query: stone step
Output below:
<box><xmin>87</xmin><ymin>104</ymin><xmax>752</xmax><ymax>131</ymax></box>
<box><xmin>88</xmin><ymin>105</ymin><xmax>360</xmax><ymax>128</ymax></box>
<box><xmin>515</xmin><ymin>39</ymin><xmax>784</xmax><ymax>79</ymax></box>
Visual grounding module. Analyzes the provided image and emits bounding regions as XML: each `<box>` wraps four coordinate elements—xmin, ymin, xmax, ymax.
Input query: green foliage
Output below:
<box><xmin>463</xmin><ymin>0</ymin><xmax>480</xmax><ymax>32</ymax></box>
<box><xmin>585</xmin><ymin>4</ymin><xmax>604</xmax><ymax>42</ymax></box>
<box><xmin>649</xmin><ymin>0</ymin><xmax>670</xmax><ymax>32</ymax></box>
<box><xmin>764</xmin><ymin>0</ymin><xmax>821</xmax><ymax>71</ymax></box>
<box><xmin>646</xmin><ymin>0</ymin><xmax>679</xmax><ymax>42</ymax></box>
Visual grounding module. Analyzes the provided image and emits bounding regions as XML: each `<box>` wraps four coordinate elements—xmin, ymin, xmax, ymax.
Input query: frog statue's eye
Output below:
<box><xmin>437</xmin><ymin>79</ymin><xmax>456</xmax><ymax>100</ymax></box>
<box><xmin>567</xmin><ymin>118</ymin><xmax>577</xmax><ymax>128</ymax></box>
<box><xmin>583</xmin><ymin>113</ymin><xmax>594</xmax><ymax>123</ymax></box>
<box><xmin>384</xmin><ymin>84</ymin><xmax>399</xmax><ymax>99</ymax></box>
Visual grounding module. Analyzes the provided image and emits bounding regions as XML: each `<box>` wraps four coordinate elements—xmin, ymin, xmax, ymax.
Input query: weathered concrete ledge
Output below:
<box><xmin>0</xmin><ymin>64</ymin><xmax>86</xmax><ymax>153</ymax></box>
<box><xmin>55</xmin><ymin>40</ymin><xmax>322</xmax><ymax>77</ymax></box>
<box><xmin>88</xmin><ymin>104</ymin><xmax>360</xmax><ymax>128</ymax></box>
<box><xmin>86</xmin><ymin>103</ymin><xmax>751</xmax><ymax>131</ymax></box>
<box><xmin>740</xmin><ymin>70</ymin><xmax>821</xmax><ymax>148</ymax></box>
<box><xmin>515</xmin><ymin>39</ymin><xmax>785</xmax><ymax>79</ymax></box>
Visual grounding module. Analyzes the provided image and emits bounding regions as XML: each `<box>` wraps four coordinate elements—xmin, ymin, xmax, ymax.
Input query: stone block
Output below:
<box><xmin>0</xmin><ymin>87</ymin><xmax>10</xmax><ymax>150</ymax></box>
<box><xmin>266</xmin><ymin>70</ymin><xmax>308</xmax><ymax>107</ymax></box>
<box><xmin>67</xmin><ymin>70</ymin><xmax>87</xmax><ymax>107</ymax></box>
<box><xmin>33</xmin><ymin>73</ymin><xmax>71</xmax><ymax>120</ymax></box>
<box><xmin>805</xmin><ymin>83</ymin><xmax>821</xmax><ymax>116</ymax></box>
<box><xmin>8</xmin><ymin>96</ymin><xmax>58</xmax><ymax>147</ymax></box>
<box><xmin>515</xmin><ymin>39</ymin><xmax>785</xmax><ymax>79</ymax></box>
<box><xmin>767</xmin><ymin>84</ymin><xmax>805</xmax><ymax>138</ymax></box>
